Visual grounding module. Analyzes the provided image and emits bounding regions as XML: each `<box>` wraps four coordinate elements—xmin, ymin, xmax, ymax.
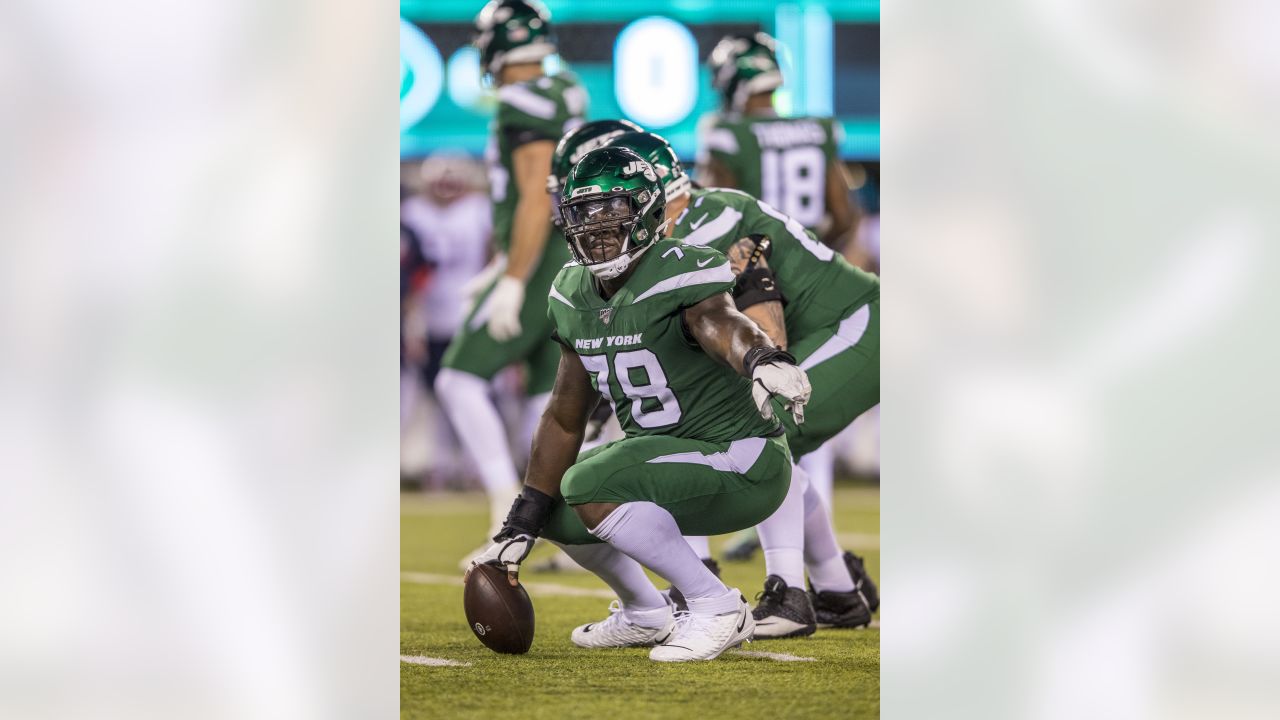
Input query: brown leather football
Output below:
<box><xmin>463</xmin><ymin>563</ymin><xmax>535</xmax><ymax>654</ymax></box>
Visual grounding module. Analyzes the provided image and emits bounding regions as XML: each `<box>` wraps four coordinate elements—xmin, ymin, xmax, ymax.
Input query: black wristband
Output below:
<box><xmin>496</xmin><ymin>485</ymin><xmax>556</xmax><ymax>540</ymax></box>
<box><xmin>742</xmin><ymin>345</ymin><xmax>797</xmax><ymax>376</ymax></box>
<box><xmin>732</xmin><ymin>266</ymin><xmax>785</xmax><ymax>310</ymax></box>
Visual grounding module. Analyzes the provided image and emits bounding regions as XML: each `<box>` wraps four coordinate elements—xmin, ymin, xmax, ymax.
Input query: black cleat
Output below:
<box><xmin>665</xmin><ymin>558</ymin><xmax>722</xmax><ymax>613</ymax></box>
<box><xmin>751</xmin><ymin>575</ymin><xmax>817</xmax><ymax>639</ymax></box>
<box><xmin>843</xmin><ymin>551</ymin><xmax>879</xmax><ymax>613</ymax></box>
<box><xmin>811</xmin><ymin>586</ymin><xmax>872</xmax><ymax>628</ymax></box>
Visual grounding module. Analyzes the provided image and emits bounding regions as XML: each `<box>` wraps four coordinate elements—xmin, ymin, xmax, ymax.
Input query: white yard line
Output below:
<box><xmin>731</xmin><ymin>650</ymin><xmax>817</xmax><ymax>662</ymax></box>
<box><xmin>834</xmin><ymin>532</ymin><xmax>880</xmax><ymax>550</ymax></box>
<box><xmin>401</xmin><ymin>655</ymin><xmax>471</xmax><ymax>667</ymax></box>
<box><xmin>401</xmin><ymin>571</ymin><xmax>616</xmax><ymax>599</ymax></box>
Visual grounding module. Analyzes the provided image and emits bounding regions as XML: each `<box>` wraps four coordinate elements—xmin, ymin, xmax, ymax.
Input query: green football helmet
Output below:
<box><xmin>604</xmin><ymin>131</ymin><xmax>690</xmax><ymax>203</ymax></box>
<box><xmin>473</xmin><ymin>0</ymin><xmax>556</xmax><ymax>82</ymax></box>
<box><xmin>559</xmin><ymin>146</ymin><xmax>668</xmax><ymax>280</ymax></box>
<box><xmin>547</xmin><ymin>119</ymin><xmax>644</xmax><ymax>226</ymax></box>
<box><xmin>708</xmin><ymin>32</ymin><xmax>783</xmax><ymax>111</ymax></box>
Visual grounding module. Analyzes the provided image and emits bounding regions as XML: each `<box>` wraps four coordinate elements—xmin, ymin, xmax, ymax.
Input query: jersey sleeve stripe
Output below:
<box><xmin>548</xmin><ymin>284</ymin><xmax>575</xmax><ymax>308</ymax></box>
<box><xmin>497</xmin><ymin>84</ymin><xmax>558</xmax><ymax>120</ymax></box>
<box><xmin>799</xmin><ymin>304</ymin><xmax>871</xmax><ymax>371</ymax></box>
<box><xmin>679</xmin><ymin>207</ymin><xmax>743</xmax><ymax>247</ymax></box>
<box><xmin>644</xmin><ymin>436</ymin><xmax>766</xmax><ymax>473</ymax></box>
<box><xmin>630</xmin><ymin>261</ymin><xmax>735</xmax><ymax>304</ymax></box>
<box><xmin>755</xmin><ymin>200</ymin><xmax>835</xmax><ymax>261</ymax></box>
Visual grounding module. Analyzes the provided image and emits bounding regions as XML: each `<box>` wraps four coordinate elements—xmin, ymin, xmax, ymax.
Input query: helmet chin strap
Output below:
<box><xmin>586</xmin><ymin>242</ymin><xmax>654</xmax><ymax>281</ymax></box>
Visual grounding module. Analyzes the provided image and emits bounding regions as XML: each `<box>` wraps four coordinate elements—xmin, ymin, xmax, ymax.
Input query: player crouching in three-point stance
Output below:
<box><xmin>470</xmin><ymin>146</ymin><xmax>811</xmax><ymax>662</ymax></box>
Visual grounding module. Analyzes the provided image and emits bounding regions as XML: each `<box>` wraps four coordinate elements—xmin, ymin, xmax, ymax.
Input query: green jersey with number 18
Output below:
<box><xmin>486</xmin><ymin>72</ymin><xmax>588</xmax><ymax>252</ymax></box>
<box><xmin>697</xmin><ymin>112</ymin><xmax>841</xmax><ymax>233</ymax></box>
<box><xmin>547</xmin><ymin>238</ymin><xmax>777</xmax><ymax>443</ymax></box>
<box><xmin>670</xmin><ymin>187</ymin><xmax>878</xmax><ymax>343</ymax></box>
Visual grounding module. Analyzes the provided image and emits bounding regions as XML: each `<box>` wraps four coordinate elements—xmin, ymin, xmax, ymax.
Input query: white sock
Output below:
<box><xmin>798</xmin><ymin>441</ymin><xmax>835</xmax><ymax>515</ymax></box>
<box><xmin>590</xmin><ymin>502</ymin><xmax>727</xmax><ymax>603</ymax></box>
<box><xmin>686</xmin><ymin>586</ymin><xmax>743</xmax><ymax>615</ymax></box>
<box><xmin>803</xmin><ymin>480</ymin><xmax>855</xmax><ymax>592</ymax></box>
<box><xmin>756</xmin><ymin>463</ymin><xmax>808</xmax><ymax>588</ymax></box>
<box><xmin>683</xmin><ymin>535</ymin><xmax>711</xmax><ymax>560</ymax></box>
<box><xmin>554</xmin><ymin>542</ymin><xmax>668</xmax><ymax>620</ymax></box>
<box><xmin>434</xmin><ymin>368</ymin><xmax>521</xmax><ymax>534</ymax></box>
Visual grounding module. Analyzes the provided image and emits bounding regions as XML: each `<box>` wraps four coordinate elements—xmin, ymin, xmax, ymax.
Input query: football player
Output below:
<box><xmin>698</xmin><ymin>31</ymin><xmax>861</xmax><ymax>564</ymax></box>
<box><xmin>698</xmin><ymin>32</ymin><xmax>858</xmax><ymax>248</ymax></box>
<box><xmin>433</xmin><ymin>0</ymin><xmax>588</xmax><ymax>568</ymax></box>
<box><xmin>470</xmin><ymin>146</ymin><xmax>811</xmax><ymax>662</ymax></box>
<box><xmin>608</xmin><ymin>131</ymin><xmax>880</xmax><ymax>637</ymax></box>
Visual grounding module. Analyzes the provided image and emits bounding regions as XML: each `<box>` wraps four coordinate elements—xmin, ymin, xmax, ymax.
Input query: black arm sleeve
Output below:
<box><xmin>733</xmin><ymin>266</ymin><xmax>785</xmax><ymax>310</ymax></box>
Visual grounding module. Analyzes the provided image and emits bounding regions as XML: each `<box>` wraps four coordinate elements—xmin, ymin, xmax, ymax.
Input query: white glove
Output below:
<box><xmin>469</xmin><ymin>531</ymin><xmax>536</xmax><ymax>581</ymax></box>
<box><xmin>751</xmin><ymin>361</ymin><xmax>812</xmax><ymax>424</ymax></box>
<box><xmin>461</xmin><ymin>254</ymin><xmax>508</xmax><ymax>303</ymax></box>
<box><xmin>485</xmin><ymin>275</ymin><xmax>525</xmax><ymax>342</ymax></box>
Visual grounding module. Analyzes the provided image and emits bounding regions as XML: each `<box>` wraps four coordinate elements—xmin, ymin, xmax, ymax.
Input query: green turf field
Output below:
<box><xmin>401</xmin><ymin>486</ymin><xmax>880</xmax><ymax>719</ymax></box>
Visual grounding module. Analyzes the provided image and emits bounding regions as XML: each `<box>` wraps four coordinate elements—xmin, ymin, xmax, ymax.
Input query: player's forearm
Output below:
<box><xmin>505</xmin><ymin>195</ymin><xmax>552</xmax><ymax>281</ymax></box>
<box><xmin>721</xmin><ymin>315</ymin><xmax>775</xmax><ymax>377</ymax></box>
<box><xmin>521</xmin><ymin>413</ymin><xmax>583</xmax><ymax>500</ymax></box>
<box><xmin>687</xmin><ymin>296</ymin><xmax>776</xmax><ymax>377</ymax></box>
<box><xmin>742</xmin><ymin>301</ymin><xmax>788</xmax><ymax>351</ymax></box>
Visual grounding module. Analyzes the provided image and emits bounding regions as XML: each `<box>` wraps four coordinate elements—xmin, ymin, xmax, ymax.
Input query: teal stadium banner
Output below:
<box><xmin>401</xmin><ymin>0</ymin><xmax>879</xmax><ymax>160</ymax></box>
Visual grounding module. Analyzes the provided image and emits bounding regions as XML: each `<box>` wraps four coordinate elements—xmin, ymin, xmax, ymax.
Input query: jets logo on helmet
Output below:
<box><xmin>559</xmin><ymin>146</ymin><xmax>669</xmax><ymax>280</ymax></box>
<box><xmin>621</xmin><ymin>160</ymin><xmax>658</xmax><ymax>182</ymax></box>
<box><xmin>604</xmin><ymin>131</ymin><xmax>691</xmax><ymax>203</ymax></box>
<box><xmin>549</xmin><ymin>120</ymin><xmax>644</xmax><ymax>191</ymax></box>
<box><xmin>547</xmin><ymin>119</ymin><xmax>645</xmax><ymax>227</ymax></box>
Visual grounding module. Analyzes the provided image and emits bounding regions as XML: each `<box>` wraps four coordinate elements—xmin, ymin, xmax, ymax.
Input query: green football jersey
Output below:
<box><xmin>697</xmin><ymin>112</ymin><xmax>841</xmax><ymax>232</ymax></box>
<box><xmin>485</xmin><ymin>72</ymin><xmax>588</xmax><ymax>252</ymax></box>
<box><xmin>547</xmin><ymin>238</ymin><xmax>777</xmax><ymax>443</ymax></box>
<box><xmin>669</xmin><ymin>187</ymin><xmax>878</xmax><ymax>342</ymax></box>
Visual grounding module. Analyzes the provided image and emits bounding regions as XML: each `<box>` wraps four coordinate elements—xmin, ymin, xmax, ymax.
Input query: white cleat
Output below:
<box><xmin>649</xmin><ymin>592</ymin><xmax>755</xmax><ymax>662</ymax></box>
<box><xmin>572</xmin><ymin>601</ymin><xmax>676</xmax><ymax>648</ymax></box>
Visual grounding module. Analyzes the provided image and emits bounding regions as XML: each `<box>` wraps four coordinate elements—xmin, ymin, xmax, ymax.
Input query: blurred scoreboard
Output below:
<box><xmin>401</xmin><ymin>0</ymin><xmax>879</xmax><ymax>161</ymax></box>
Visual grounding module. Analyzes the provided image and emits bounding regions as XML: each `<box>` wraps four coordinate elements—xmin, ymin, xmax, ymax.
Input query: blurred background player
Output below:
<box><xmin>434</xmin><ymin>0</ymin><xmax>588</xmax><ymax>568</ymax></box>
<box><xmin>697</xmin><ymin>31</ymin><xmax>861</xmax><ymax>561</ymax></box>
<box><xmin>401</xmin><ymin>153</ymin><xmax>491</xmax><ymax>488</ymax></box>
<box><xmin>609</xmin><ymin>130</ymin><xmax>880</xmax><ymax>637</ymax></box>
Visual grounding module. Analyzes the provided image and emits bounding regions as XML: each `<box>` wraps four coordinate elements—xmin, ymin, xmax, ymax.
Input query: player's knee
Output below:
<box><xmin>559</xmin><ymin>463</ymin><xmax>597</xmax><ymax>505</ymax></box>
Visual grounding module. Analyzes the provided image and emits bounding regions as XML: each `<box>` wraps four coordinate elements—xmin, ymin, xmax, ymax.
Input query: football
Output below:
<box><xmin>463</xmin><ymin>563</ymin><xmax>535</xmax><ymax>654</ymax></box>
